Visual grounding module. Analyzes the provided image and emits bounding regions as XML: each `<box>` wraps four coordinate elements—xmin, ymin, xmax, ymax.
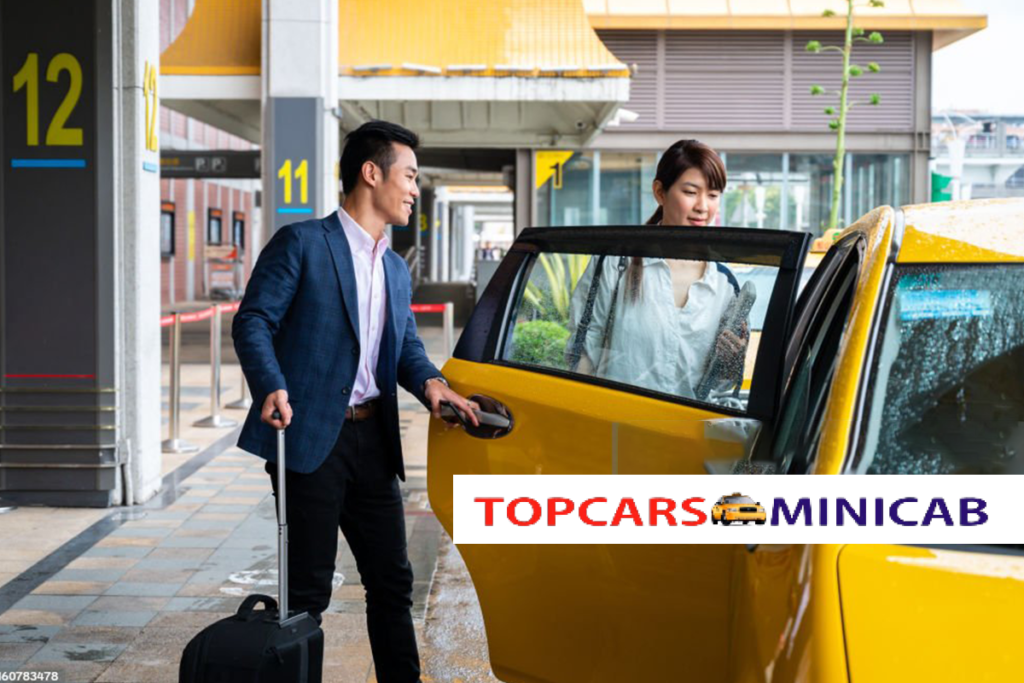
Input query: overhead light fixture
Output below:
<box><xmin>401</xmin><ymin>63</ymin><xmax>442</xmax><ymax>74</ymax></box>
<box><xmin>495</xmin><ymin>64</ymin><xmax>535</xmax><ymax>73</ymax></box>
<box><xmin>351</xmin><ymin>64</ymin><xmax>392</xmax><ymax>73</ymax></box>
<box><xmin>447</xmin><ymin>65</ymin><xmax>487</xmax><ymax>73</ymax></box>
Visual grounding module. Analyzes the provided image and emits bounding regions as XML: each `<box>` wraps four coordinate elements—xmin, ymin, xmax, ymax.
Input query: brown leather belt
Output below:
<box><xmin>345</xmin><ymin>398</ymin><xmax>379</xmax><ymax>422</ymax></box>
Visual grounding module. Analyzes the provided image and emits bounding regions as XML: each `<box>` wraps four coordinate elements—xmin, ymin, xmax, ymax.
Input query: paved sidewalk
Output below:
<box><xmin>0</xmin><ymin>326</ymin><xmax>498</xmax><ymax>682</ymax></box>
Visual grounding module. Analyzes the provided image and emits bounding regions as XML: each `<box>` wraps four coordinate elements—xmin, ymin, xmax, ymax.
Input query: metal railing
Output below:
<box><xmin>160</xmin><ymin>301</ymin><xmax>455</xmax><ymax>453</ymax></box>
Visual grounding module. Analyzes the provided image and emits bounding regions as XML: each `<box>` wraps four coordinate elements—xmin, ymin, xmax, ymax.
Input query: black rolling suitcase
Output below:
<box><xmin>179</xmin><ymin>414</ymin><xmax>324</xmax><ymax>682</ymax></box>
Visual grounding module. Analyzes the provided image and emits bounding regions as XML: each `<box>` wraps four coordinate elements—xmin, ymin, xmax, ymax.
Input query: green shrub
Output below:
<box><xmin>510</xmin><ymin>320</ymin><xmax>571</xmax><ymax>369</ymax></box>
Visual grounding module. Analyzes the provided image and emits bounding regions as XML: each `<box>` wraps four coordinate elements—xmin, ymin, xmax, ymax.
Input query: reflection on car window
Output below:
<box><xmin>502</xmin><ymin>251</ymin><xmax>781</xmax><ymax>412</ymax></box>
<box><xmin>858</xmin><ymin>265</ymin><xmax>1024</xmax><ymax>474</ymax></box>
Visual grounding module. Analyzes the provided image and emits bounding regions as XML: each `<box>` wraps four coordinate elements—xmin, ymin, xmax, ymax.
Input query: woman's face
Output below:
<box><xmin>655</xmin><ymin>167</ymin><xmax>722</xmax><ymax>227</ymax></box>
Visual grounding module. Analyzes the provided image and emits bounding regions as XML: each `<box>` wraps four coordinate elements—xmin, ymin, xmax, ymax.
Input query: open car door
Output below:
<box><xmin>428</xmin><ymin>225</ymin><xmax>810</xmax><ymax>683</ymax></box>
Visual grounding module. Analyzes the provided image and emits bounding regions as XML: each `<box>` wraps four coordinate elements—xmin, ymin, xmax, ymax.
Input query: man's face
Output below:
<box><xmin>371</xmin><ymin>143</ymin><xmax>420</xmax><ymax>226</ymax></box>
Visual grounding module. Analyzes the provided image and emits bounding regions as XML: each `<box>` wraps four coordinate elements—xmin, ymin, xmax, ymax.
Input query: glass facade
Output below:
<box><xmin>538</xmin><ymin>152</ymin><xmax>659</xmax><ymax>227</ymax></box>
<box><xmin>536</xmin><ymin>151</ymin><xmax>910</xmax><ymax>236</ymax></box>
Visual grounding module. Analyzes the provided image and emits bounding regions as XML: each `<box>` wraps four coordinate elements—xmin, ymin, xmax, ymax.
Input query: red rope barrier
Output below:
<box><xmin>410</xmin><ymin>304</ymin><xmax>448</xmax><ymax>313</ymax></box>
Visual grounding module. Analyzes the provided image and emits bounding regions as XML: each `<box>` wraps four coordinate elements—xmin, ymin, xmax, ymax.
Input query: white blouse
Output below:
<box><xmin>568</xmin><ymin>256</ymin><xmax>738</xmax><ymax>400</ymax></box>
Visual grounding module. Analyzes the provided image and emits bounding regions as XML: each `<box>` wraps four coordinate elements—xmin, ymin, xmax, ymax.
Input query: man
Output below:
<box><xmin>233</xmin><ymin>120</ymin><xmax>478</xmax><ymax>683</ymax></box>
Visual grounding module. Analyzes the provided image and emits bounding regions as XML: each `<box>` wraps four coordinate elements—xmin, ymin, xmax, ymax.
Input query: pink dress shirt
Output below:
<box><xmin>338</xmin><ymin>207</ymin><xmax>389</xmax><ymax>406</ymax></box>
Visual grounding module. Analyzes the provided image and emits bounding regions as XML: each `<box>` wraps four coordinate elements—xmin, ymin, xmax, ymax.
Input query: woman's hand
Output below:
<box><xmin>714</xmin><ymin>321</ymin><xmax>749</xmax><ymax>369</ymax></box>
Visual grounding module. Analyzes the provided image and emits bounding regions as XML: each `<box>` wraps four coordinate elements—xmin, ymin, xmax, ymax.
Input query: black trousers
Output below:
<box><xmin>266</xmin><ymin>412</ymin><xmax>420</xmax><ymax>683</ymax></box>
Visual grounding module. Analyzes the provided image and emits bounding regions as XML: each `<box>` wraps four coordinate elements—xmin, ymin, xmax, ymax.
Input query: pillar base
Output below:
<box><xmin>161</xmin><ymin>438</ymin><xmax>199</xmax><ymax>454</ymax></box>
<box><xmin>192</xmin><ymin>415</ymin><xmax>239</xmax><ymax>428</ymax></box>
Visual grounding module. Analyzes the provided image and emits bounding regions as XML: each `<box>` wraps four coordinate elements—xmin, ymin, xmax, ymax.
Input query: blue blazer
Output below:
<box><xmin>232</xmin><ymin>211</ymin><xmax>443</xmax><ymax>477</ymax></box>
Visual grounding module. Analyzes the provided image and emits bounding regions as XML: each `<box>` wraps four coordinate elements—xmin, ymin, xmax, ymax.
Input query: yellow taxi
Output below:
<box><xmin>428</xmin><ymin>198</ymin><xmax>1024</xmax><ymax>683</ymax></box>
<box><xmin>711</xmin><ymin>493</ymin><xmax>766</xmax><ymax>525</ymax></box>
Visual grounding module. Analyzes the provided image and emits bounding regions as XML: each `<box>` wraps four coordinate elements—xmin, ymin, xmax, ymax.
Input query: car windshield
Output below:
<box><xmin>724</xmin><ymin>496</ymin><xmax>755</xmax><ymax>504</ymax></box>
<box><xmin>857</xmin><ymin>264</ymin><xmax>1024</xmax><ymax>474</ymax></box>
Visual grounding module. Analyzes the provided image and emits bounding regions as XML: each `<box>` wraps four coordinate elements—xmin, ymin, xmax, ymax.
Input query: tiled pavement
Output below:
<box><xmin>0</xmin><ymin>325</ymin><xmax>499</xmax><ymax>682</ymax></box>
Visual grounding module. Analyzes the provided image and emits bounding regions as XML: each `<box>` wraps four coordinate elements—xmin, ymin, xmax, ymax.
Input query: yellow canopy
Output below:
<box><xmin>161</xmin><ymin>0</ymin><xmax>260</xmax><ymax>75</ymax></box>
<box><xmin>584</xmin><ymin>0</ymin><xmax>986</xmax><ymax>49</ymax></box>
<box><xmin>339</xmin><ymin>0</ymin><xmax>629</xmax><ymax>77</ymax></box>
<box><xmin>162</xmin><ymin>0</ymin><xmax>628</xmax><ymax>77</ymax></box>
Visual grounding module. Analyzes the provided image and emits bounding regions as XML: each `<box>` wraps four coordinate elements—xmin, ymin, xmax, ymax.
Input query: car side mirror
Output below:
<box><xmin>756</xmin><ymin>502</ymin><xmax>761</xmax><ymax>506</ymax></box>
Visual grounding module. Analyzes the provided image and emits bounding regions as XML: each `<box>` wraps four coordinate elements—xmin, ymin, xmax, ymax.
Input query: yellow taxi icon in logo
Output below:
<box><xmin>711</xmin><ymin>493</ymin><xmax>766</xmax><ymax>526</ymax></box>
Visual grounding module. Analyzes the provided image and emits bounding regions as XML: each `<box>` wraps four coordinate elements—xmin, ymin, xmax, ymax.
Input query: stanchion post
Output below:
<box><xmin>443</xmin><ymin>302</ymin><xmax>454</xmax><ymax>363</ymax></box>
<box><xmin>194</xmin><ymin>304</ymin><xmax>238</xmax><ymax>428</ymax></box>
<box><xmin>162</xmin><ymin>313</ymin><xmax>199</xmax><ymax>453</ymax></box>
<box><xmin>226</xmin><ymin>371</ymin><xmax>252</xmax><ymax>410</ymax></box>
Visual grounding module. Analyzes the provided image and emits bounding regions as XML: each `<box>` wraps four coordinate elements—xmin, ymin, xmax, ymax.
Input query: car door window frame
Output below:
<box><xmin>751</xmin><ymin>233</ymin><xmax>866</xmax><ymax>473</ymax></box>
<box><xmin>455</xmin><ymin>225</ymin><xmax>811</xmax><ymax>421</ymax></box>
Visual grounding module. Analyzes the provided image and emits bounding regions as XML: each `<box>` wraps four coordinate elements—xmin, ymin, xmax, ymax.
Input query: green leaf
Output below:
<box><xmin>824</xmin><ymin>106</ymin><xmax>836</xmax><ymax>115</ymax></box>
<box><xmin>849</xmin><ymin>64</ymin><xmax>864</xmax><ymax>77</ymax></box>
<box><xmin>868</xmin><ymin>61</ymin><xmax>881</xmax><ymax>73</ymax></box>
<box><xmin>806</xmin><ymin>40</ymin><xmax>822</xmax><ymax>53</ymax></box>
<box><xmin>822</xmin><ymin>9</ymin><xmax>836</xmax><ymax>17</ymax></box>
<box><xmin>853</xmin><ymin>27</ymin><xmax>866</xmax><ymax>37</ymax></box>
<box><xmin>810</xmin><ymin>84</ymin><xmax>825</xmax><ymax>96</ymax></box>
<box><xmin>869</xmin><ymin>0</ymin><xmax>885</xmax><ymax>7</ymax></box>
<box><xmin>828</xmin><ymin>119</ymin><xmax>841</xmax><ymax>131</ymax></box>
<box><xmin>869</xmin><ymin>31</ymin><xmax>884</xmax><ymax>44</ymax></box>
<box><xmin>870</xmin><ymin>93</ymin><xmax>881</xmax><ymax>105</ymax></box>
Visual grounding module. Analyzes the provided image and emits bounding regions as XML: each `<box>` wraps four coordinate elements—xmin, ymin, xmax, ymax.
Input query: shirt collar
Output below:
<box><xmin>338</xmin><ymin>206</ymin><xmax>390</xmax><ymax>255</ymax></box>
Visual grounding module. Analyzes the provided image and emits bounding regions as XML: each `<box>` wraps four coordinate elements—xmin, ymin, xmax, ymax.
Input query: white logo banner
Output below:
<box><xmin>452</xmin><ymin>475</ymin><xmax>1022</xmax><ymax>544</ymax></box>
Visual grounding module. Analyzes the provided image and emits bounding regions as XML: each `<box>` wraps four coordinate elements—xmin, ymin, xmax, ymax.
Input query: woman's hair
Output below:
<box><xmin>626</xmin><ymin>139</ymin><xmax>727</xmax><ymax>302</ymax></box>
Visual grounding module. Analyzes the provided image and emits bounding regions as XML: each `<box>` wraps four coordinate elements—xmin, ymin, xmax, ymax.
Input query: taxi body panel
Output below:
<box><xmin>429</xmin><ymin>360</ymin><xmax>739</xmax><ymax>682</ymax></box>
<box><xmin>838</xmin><ymin>544</ymin><xmax>1024</xmax><ymax>682</ymax></box>
<box><xmin>427</xmin><ymin>199</ymin><xmax>1024</xmax><ymax>683</ymax></box>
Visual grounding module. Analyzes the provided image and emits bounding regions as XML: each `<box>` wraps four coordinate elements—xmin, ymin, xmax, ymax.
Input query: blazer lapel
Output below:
<box><xmin>323</xmin><ymin>213</ymin><xmax>360</xmax><ymax>339</ymax></box>
<box><xmin>382</xmin><ymin>254</ymin><xmax>401</xmax><ymax>348</ymax></box>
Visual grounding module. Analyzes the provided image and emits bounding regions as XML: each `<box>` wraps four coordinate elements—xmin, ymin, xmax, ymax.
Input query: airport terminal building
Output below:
<box><xmin>0</xmin><ymin>0</ymin><xmax>984</xmax><ymax>506</ymax></box>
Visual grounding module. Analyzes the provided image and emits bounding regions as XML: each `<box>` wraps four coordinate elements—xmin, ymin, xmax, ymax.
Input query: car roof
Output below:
<box><xmin>836</xmin><ymin>198</ymin><xmax>1024</xmax><ymax>266</ymax></box>
<box><xmin>897</xmin><ymin>198</ymin><xmax>1024</xmax><ymax>264</ymax></box>
<box><xmin>835</xmin><ymin>198</ymin><xmax>1024</xmax><ymax>266</ymax></box>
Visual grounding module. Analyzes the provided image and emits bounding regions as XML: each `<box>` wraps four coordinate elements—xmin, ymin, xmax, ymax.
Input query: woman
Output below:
<box><xmin>568</xmin><ymin>139</ymin><xmax>748</xmax><ymax>402</ymax></box>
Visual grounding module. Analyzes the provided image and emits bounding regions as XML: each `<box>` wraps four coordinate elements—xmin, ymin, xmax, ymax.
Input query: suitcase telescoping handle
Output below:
<box><xmin>271</xmin><ymin>409</ymin><xmax>288</xmax><ymax>626</ymax></box>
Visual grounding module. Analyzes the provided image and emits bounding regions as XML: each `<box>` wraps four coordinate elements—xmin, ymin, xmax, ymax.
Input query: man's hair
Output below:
<box><xmin>340</xmin><ymin>120</ymin><xmax>419</xmax><ymax>194</ymax></box>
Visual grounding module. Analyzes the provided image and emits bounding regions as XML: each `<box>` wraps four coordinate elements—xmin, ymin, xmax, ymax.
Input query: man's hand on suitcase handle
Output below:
<box><xmin>262</xmin><ymin>389</ymin><xmax>291</xmax><ymax>429</ymax></box>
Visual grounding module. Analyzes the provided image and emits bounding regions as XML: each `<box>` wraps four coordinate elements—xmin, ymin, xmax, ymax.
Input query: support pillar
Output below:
<box><xmin>262</xmin><ymin>0</ymin><xmax>339</xmax><ymax>239</ymax></box>
<box><xmin>0</xmin><ymin>0</ymin><xmax>161</xmax><ymax>506</ymax></box>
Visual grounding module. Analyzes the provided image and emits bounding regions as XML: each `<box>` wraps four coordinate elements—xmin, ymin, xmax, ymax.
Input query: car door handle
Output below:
<box><xmin>440</xmin><ymin>404</ymin><xmax>511</xmax><ymax>429</ymax></box>
<box><xmin>439</xmin><ymin>394</ymin><xmax>514</xmax><ymax>438</ymax></box>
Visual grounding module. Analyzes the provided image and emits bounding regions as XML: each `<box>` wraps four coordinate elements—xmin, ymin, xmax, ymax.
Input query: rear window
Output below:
<box><xmin>857</xmin><ymin>264</ymin><xmax>1024</xmax><ymax>474</ymax></box>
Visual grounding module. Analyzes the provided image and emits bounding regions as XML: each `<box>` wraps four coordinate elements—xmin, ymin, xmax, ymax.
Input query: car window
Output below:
<box><xmin>500</xmin><ymin>250</ymin><xmax>785</xmax><ymax>414</ymax></box>
<box><xmin>855</xmin><ymin>264</ymin><xmax>1024</xmax><ymax>474</ymax></box>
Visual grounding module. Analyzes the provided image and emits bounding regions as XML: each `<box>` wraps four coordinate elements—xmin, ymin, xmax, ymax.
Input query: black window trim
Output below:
<box><xmin>207</xmin><ymin>207</ymin><xmax>223</xmax><ymax>246</ymax></box>
<box><xmin>160</xmin><ymin>202</ymin><xmax>176</xmax><ymax>258</ymax></box>
<box><xmin>454</xmin><ymin>225</ymin><xmax>811</xmax><ymax>422</ymax></box>
<box><xmin>751</xmin><ymin>232</ymin><xmax>866</xmax><ymax>472</ymax></box>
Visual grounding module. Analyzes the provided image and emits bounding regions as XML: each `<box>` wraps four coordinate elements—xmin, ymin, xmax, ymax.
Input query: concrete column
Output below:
<box><xmin>911</xmin><ymin>31</ymin><xmax>933</xmax><ymax>205</ymax></box>
<box><xmin>261</xmin><ymin>0</ymin><xmax>339</xmax><ymax>240</ymax></box>
<box><xmin>186</xmin><ymin>178</ymin><xmax>195</xmax><ymax>299</ymax></box>
<box><xmin>0</xmin><ymin>0</ymin><xmax>161</xmax><ymax>506</ymax></box>
<box><xmin>461</xmin><ymin>205</ymin><xmax>476</xmax><ymax>281</ymax></box>
<box><xmin>514</xmin><ymin>149</ymin><xmax>535</xmax><ymax>235</ymax></box>
<box><xmin>117</xmin><ymin>0</ymin><xmax>163</xmax><ymax>504</ymax></box>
